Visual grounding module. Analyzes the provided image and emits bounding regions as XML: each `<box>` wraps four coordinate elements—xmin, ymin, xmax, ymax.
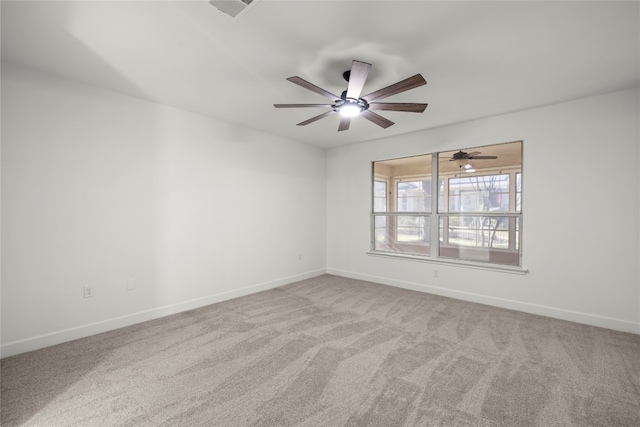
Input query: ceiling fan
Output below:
<box><xmin>274</xmin><ymin>60</ymin><xmax>427</xmax><ymax>132</ymax></box>
<box><xmin>447</xmin><ymin>150</ymin><xmax>498</xmax><ymax>161</ymax></box>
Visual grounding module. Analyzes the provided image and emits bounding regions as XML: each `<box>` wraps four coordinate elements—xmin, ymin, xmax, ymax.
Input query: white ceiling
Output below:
<box><xmin>2</xmin><ymin>1</ymin><xmax>638</xmax><ymax>149</ymax></box>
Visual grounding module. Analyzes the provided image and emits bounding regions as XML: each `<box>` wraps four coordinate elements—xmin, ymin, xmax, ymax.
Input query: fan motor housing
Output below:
<box><xmin>334</xmin><ymin>97</ymin><xmax>369</xmax><ymax>115</ymax></box>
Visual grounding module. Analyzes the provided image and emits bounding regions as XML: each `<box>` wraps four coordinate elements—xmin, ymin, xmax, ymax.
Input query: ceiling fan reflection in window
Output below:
<box><xmin>274</xmin><ymin>60</ymin><xmax>428</xmax><ymax>132</ymax></box>
<box><xmin>447</xmin><ymin>150</ymin><xmax>498</xmax><ymax>161</ymax></box>
<box><xmin>445</xmin><ymin>150</ymin><xmax>499</xmax><ymax>173</ymax></box>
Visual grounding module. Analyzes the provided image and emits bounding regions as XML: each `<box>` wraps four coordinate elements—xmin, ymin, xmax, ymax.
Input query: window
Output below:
<box><xmin>373</xmin><ymin>154</ymin><xmax>433</xmax><ymax>256</ymax></box>
<box><xmin>371</xmin><ymin>141</ymin><xmax>522</xmax><ymax>268</ymax></box>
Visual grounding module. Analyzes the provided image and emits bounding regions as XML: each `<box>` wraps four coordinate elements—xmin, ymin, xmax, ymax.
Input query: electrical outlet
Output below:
<box><xmin>126</xmin><ymin>278</ymin><xmax>135</xmax><ymax>291</ymax></box>
<box><xmin>298</xmin><ymin>253</ymin><xmax>303</xmax><ymax>261</ymax></box>
<box><xmin>433</xmin><ymin>270</ymin><xmax>439</xmax><ymax>278</ymax></box>
<box><xmin>83</xmin><ymin>286</ymin><xmax>94</xmax><ymax>298</ymax></box>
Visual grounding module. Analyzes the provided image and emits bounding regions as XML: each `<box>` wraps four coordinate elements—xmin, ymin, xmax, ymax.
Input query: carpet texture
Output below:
<box><xmin>2</xmin><ymin>274</ymin><xmax>639</xmax><ymax>426</ymax></box>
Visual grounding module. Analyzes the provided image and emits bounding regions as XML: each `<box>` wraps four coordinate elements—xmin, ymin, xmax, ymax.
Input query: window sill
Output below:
<box><xmin>366</xmin><ymin>251</ymin><xmax>529</xmax><ymax>275</ymax></box>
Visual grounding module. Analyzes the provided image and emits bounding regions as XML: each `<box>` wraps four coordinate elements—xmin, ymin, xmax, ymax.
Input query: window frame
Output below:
<box><xmin>369</xmin><ymin>142</ymin><xmax>526</xmax><ymax>274</ymax></box>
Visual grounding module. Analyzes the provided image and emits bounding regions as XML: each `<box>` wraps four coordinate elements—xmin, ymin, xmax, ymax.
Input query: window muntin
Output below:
<box><xmin>516</xmin><ymin>172</ymin><xmax>522</xmax><ymax>212</ymax></box>
<box><xmin>372</xmin><ymin>141</ymin><xmax>522</xmax><ymax>267</ymax></box>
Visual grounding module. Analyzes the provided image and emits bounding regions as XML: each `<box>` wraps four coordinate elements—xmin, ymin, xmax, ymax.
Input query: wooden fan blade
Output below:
<box><xmin>345</xmin><ymin>60</ymin><xmax>372</xmax><ymax>99</ymax></box>
<box><xmin>297</xmin><ymin>110</ymin><xmax>336</xmax><ymax>126</ymax></box>
<box><xmin>368</xmin><ymin>102</ymin><xmax>428</xmax><ymax>113</ymax></box>
<box><xmin>274</xmin><ymin>104</ymin><xmax>334</xmax><ymax>108</ymax></box>
<box><xmin>361</xmin><ymin>110</ymin><xmax>394</xmax><ymax>129</ymax></box>
<box><xmin>338</xmin><ymin>116</ymin><xmax>351</xmax><ymax>132</ymax></box>
<box><xmin>362</xmin><ymin>74</ymin><xmax>427</xmax><ymax>102</ymax></box>
<box><xmin>286</xmin><ymin>76</ymin><xmax>339</xmax><ymax>100</ymax></box>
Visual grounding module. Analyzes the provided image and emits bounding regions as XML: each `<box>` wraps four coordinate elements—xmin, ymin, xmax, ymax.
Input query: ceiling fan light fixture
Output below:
<box><xmin>337</xmin><ymin>98</ymin><xmax>367</xmax><ymax>117</ymax></box>
<box><xmin>339</xmin><ymin>103</ymin><xmax>363</xmax><ymax>117</ymax></box>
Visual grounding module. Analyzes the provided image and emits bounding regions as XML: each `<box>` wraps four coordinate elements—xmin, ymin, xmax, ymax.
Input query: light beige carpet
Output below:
<box><xmin>2</xmin><ymin>274</ymin><xmax>639</xmax><ymax>426</ymax></box>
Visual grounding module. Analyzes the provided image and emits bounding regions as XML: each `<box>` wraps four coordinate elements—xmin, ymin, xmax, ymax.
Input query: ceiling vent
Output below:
<box><xmin>208</xmin><ymin>0</ymin><xmax>254</xmax><ymax>18</ymax></box>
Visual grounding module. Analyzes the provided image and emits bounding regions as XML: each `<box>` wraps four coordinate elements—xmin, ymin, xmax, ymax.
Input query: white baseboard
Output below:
<box><xmin>1</xmin><ymin>269</ymin><xmax>326</xmax><ymax>358</ymax></box>
<box><xmin>327</xmin><ymin>268</ymin><xmax>640</xmax><ymax>335</ymax></box>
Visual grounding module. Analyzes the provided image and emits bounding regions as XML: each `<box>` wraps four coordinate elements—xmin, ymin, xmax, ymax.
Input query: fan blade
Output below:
<box><xmin>338</xmin><ymin>116</ymin><xmax>351</xmax><ymax>132</ymax></box>
<box><xmin>368</xmin><ymin>102</ymin><xmax>428</xmax><ymax>113</ymax></box>
<box><xmin>362</xmin><ymin>74</ymin><xmax>426</xmax><ymax>102</ymax></box>
<box><xmin>286</xmin><ymin>76</ymin><xmax>339</xmax><ymax>100</ymax></box>
<box><xmin>274</xmin><ymin>104</ymin><xmax>334</xmax><ymax>108</ymax></box>
<box><xmin>469</xmin><ymin>155</ymin><xmax>498</xmax><ymax>160</ymax></box>
<box><xmin>297</xmin><ymin>110</ymin><xmax>336</xmax><ymax>126</ymax></box>
<box><xmin>361</xmin><ymin>110</ymin><xmax>394</xmax><ymax>129</ymax></box>
<box><xmin>345</xmin><ymin>60</ymin><xmax>372</xmax><ymax>99</ymax></box>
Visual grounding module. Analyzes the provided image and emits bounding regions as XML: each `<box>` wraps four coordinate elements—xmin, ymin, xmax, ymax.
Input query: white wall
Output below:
<box><xmin>1</xmin><ymin>62</ymin><xmax>327</xmax><ymax>357</ymax></box>
<box><xmin>2</xmin><ymin>61</ymin><xmax>637</xmax><ymax>359</ymax></box>
<box><xmin>327</xmin><ymin>88</ymin><xmax>640</xmax><ymax>334</ymax></box>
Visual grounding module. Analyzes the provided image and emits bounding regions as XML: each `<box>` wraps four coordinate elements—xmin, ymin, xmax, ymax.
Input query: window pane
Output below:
<box><xmin>397</xmin><ymin>215</ymin><xmax>430</xmax><ymax>242</ymax></box>
<box><xmin>448</xmin><ymin>174</ymin><xmax>510</xmax><ymax>213</ymax></box>
<box><xmin>445</xmin><ymin>215</ymin><xmax>510</xmax><ymax>248</ymax></box>
<box><xmin>397</xmin><ymin>180</ymin><xmax>431</xmax><ymax>212</ymax></box>
<box><xmin>374</xmin><ymin>215</ymin><xmax>388</xmax><ymax>243</ymax></box>
<box><xmin>374</xmin><ymin>215</ymin><xmax>387</xmax><ymax>228</ymax></box>
<box><xmin>373</xmin><ymin>180</ymin><xmax>387</xmax><ymax>212</ymax></box>
<box><xmin>373</xmin><ymin>214</ymin><xmax>430</xmax><ymax>256</ymax></box>
<box><xmin>438</xmin><ymin>215</ymin><xmax>520</xmax><ymax>266</ymax></box>
<box><xmin>374</xmin><ymin>198</ymin><xmax>386</xmax><ymax>212</ymax></box>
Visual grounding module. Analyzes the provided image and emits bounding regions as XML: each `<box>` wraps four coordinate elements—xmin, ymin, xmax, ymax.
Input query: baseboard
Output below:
<box><xmin>1</xmin><ymin>269</ymin><xmax>326</xmax><ymax>358</ymax></box>
<box><xmin>327</xmin><ymin>268</ymin><xmax>640</xmax><ymax>335</ymax></box>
